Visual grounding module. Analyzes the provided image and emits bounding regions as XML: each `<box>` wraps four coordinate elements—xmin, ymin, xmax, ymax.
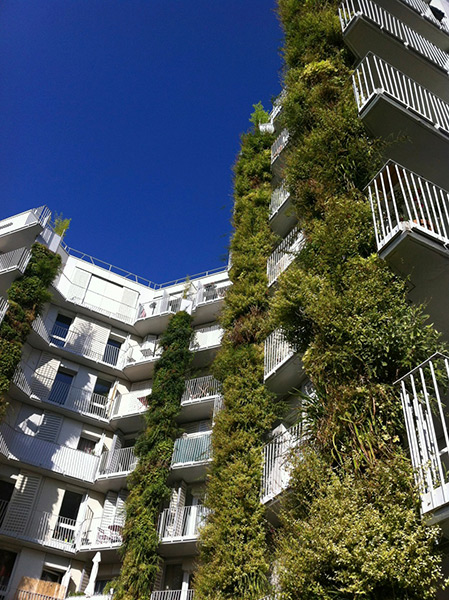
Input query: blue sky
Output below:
<box><xmin>0</xmin><ymin>1</ymin><xmax>282</xmax><ymax>284</ymax></box>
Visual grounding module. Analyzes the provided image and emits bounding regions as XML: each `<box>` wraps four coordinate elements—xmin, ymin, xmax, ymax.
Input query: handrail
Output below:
<box><xmin>150</xmin><ymin>592</ymin><xmax>194</xmax><ymax>600</ymax></box>
<box><xmin>0</xmin><ymin>247</ymin><xmax>31</xmax><ymax>274</ymax></box>
<box><xmin>367</xmin><ymin>160</ymin><xmax>449</xmax><ymax>250</ymax></box>
<box><xmin>269</xmin><ymin>184</ymin><xmax>290</xmax><ymax>219</ymax></box>
<box><xmin>181</xmin><ymin>375</ymin><xmax>221</xmax><ymax>404</ymax></box>
<box><xmin>399</xmin><ymin>0</ymin><xmax>449</xmax><ymax>35</ymax></box>
<box><xmin>264</xmin><ymin>329</ymin><xmax>296</xmax><ymax>380</ymax></box>
<box><xmin>339</xmin><ymin>0</ymin><xmax>449</xmax><ymax>72</ymax></box>
<box><xmin>157</xmin><ymin>505</ymin><xmax>210</xmax><ymax>540</ymax></box>
<box><xmin>353</xmin><ymin>52</ymin><xmax>449</xmax><ymax>134</ymax></box>
<box><xmin>267</xmin><ymin>228</ymin><xmax>305</xmax><ymax>286</ymax></box>
<box><xmin>0</xmin><ymin>297</ymin><xmax>8</xmax><ymax>325</ymax></box>
<box><xmin>171</xmin><ymin>433</ymin><xmax>212</xmax><ymax>467</ymax></box>
<box><xmin>271</xmin><ymin>129</ymin><xmax>290</xmax><ymax>163</ymax></box>
<box><xmin>98</xmin><ymin>446</ymin><xmax>138</xmax><ymax>476</ymax></box>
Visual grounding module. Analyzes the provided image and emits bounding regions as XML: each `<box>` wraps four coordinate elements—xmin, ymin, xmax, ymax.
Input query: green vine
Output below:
<box><xmin>271</xmin><ymin>0</ymin><xmax>447</xmax><ymax>597</ymax></box>
<box><xmin>0</xmin><ymin>242</ymin><xmax>61</xmax><ymax>420</ymax></box>
<box><xmin>113</xmin><ymin>310</ymin><xmax>193</xmax><ymax>600</ymax></box>
<box><xmin>194</xmin><ymin>112</ymin><xmax>277</xmax><ymax>599</ymax></box>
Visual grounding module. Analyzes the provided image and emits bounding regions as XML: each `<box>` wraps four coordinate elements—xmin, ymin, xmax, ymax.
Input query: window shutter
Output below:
<box><xmin>32</xmin><ymin>353</ymin><xmax>61</xmax><ymax>399</ymax></box>
<box><xmin>2</xmin><ymin>472</ymin><xmax>41</xmax><ymax>534</ymax></box>
<box><xmin>36</xmin><ymin>413</ymin><xmax>63</xmax><ymax>443</ymax></box>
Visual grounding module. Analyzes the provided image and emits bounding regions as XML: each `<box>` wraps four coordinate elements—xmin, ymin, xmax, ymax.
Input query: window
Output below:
<box><xmin>77</xmin><ymin>437</ymin><xmax>96</xmax><ymax>454</ymax></box>
<box><xmin>103</xmin><ymin>338</ymin><xmax>122</xmax><ymax>366</ymax></box>
<box><xmin>50</xmin><ymin>314</ymin><xmax>72</xmax><ymax>347</ymax></box>
<box><xmin>0</xmin><ymin>550</ymin><xmax>17</xmax><ymax>595</ymax></box>
<box><xmin>41</xmin><ymin>569</ymin><xmax>62</xmax><ymax>584</ymax></box>
<box><xmin>0</xmin><ymin>481</ymin><xmax>14</xmax><ymax>526</ymax></box>
<box><xmin>48</xmin><ymin>369</ymin><xmax>74</xmax><ymax>405</ymax></box>
<box><xmin>53</xmin><ymin>491</ymin><xmax>83</xmax><ymax>544</ymax></box>
<box><xmin>90</xmin><ymin>378</ymin><xmax>112</xmax><ymax>417</ymax></box>
<box><xmin>94</xmin><ymin>579</ymin><xmax>111</xmax><ymax>594</ymax></box>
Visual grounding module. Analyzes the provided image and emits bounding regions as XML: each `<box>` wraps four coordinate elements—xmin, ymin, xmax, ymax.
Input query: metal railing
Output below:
<box><xmin>0</xmin><ymin>422</ymin><xmax>100</xmax><ymax>482</ymax></box>
<box><xmin>98</xmin><ymin>446</ymin><xmax>137</xmax><ymax>476</ymax></box>
<box><xmin>271</xmin><ymin>129</ymin><xmax>289</xmax><ymax>163</ymax></box>
<box><xmin>0</xmin><ymin>247</ymin><xmax>31</xmax><ymax>275</ymax></box>
<box><xmin>261</xmin><ymin>423</ymin><xmax>303</xmax><ymax>503</ymax></box>
<box><xmin>181</xmin><ymin>375</ymin><xmax>221</xmax><ymax>405</ymax></box>
<box><xmin>124</xmin><ymin>339</ymin><xmax>162</xmax><ymax>367</ymax></box>
<box><xmin>339</xmin><ymin>0</ymin><xmax>449</xmax><ymax>72</ymax></box>
<box><xmin>397</xmin><ymin>353</ymin><xmax>449</xmax><ymax>514</ymax></box>
<box><xmin>269</xmin><ymin>184</ymin><xmax>290</xmax><ymax>219</ymax></box>
<box><xmin>267</xmin><ymin>228</ymin><xmax>304</xmax><ymax>286</ymax></box>
<box><xmin>0</xmin><ymin>297</ymin><xmax>8</xmax><ymax>325</ymax></box>
<box><xmin>196</xmin><ymin>284</ymin><xmax>231</xmax><ymax>305</ymax></box>
<box><xmin>353</xmin><ymin>53</ymin><xmax>449</xmax><ymax>134</ymax></box>
<box><xmin>264</xmin><ymin>329</ymin><xmax>296</xmax><ymax>380</ymax></box>
<box><xmin>111</xmin><ymin>392</ymin><xmax>149</xmax><ymax>418</ymax></box>
<box><xmin>157</xmin><ymin>505</ymin><xmax>210</xmax><ymax>540</ymax></box>
<box><xmin>137</xmin><ymin>294</ymin><xmax>183</xmax><ymax>321</ymax></box>
<box><xmin>14</xmin><ymin>368</ymin><xmax>111</xmax><ymax>420</ymax></box>
<box><xmin>400</xmin><ymin>0</ymin><xmax>449</xmax><ymax>35</ymax></box>
<box><xmin>79</xmin><ymin>514</ymin><xmax>125</xmax><ymax>549</ymax></box>
<box><xmin>269</xmin><ymin>89</ymin><xmax>287</xmax><ymax>123</ymax></box>
<box><xmin>171</xmin><ymin>433</ymin><xmax>212</xmax><ymax>467</ymax></box>
<box><xmin>150</xmin><ymin>592</ymin><xmax>194</xmax><ymax>600</ymax></box>
<box><xmin>32</xmin><ymin>316</ymin><xmax>125</xmax><ymax>368</ymax></box>
<box><xmin>15</xmin><ymin>590</ymin><xmax>64</xmax><ymax>600</ymax></box>
<box><xmin>189</xmin><ymin>324</ymin><xmax>224</xmax><ymax>351</ymax></box>
<box><xmin>367</xmin><ymin>160</ymin><xmax>449</xmax><ymax>250</ymax></box>
<box><xmin>1</xmin><ymin>505</ymin><xmax>78</xmax><ymax>552</ymax></box>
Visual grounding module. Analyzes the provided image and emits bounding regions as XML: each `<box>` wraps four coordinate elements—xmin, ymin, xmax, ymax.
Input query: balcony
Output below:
<box><xmin>151</xmin><ymin>592</ymin><xmax>194</xmax><ymax>600</ymax></box>
<box><xmin>31</xmin><ymin>316</ymin><xmax>126</xmax><ymax>373</ymax></box>
<box><xmin>269</xmin><ymin>184</ymin><xmax>295</xmax><ymax>237</ymax></box>
<box><xmin>339</xmin><ymin>0</ymin><xmax>449</xmax><ymax>101</ymax></box>
<box><xmin>171</xmin><ymin>433</ymin><xmax>212</xmax><ymax>482</ymax></box>
<box><xmin>78</xmin><ymin>513</ymin><xmax>124</xmax><ymax>551</ymax></box>
<box><xmin>267</xmin><ymin>228</ymin><xmax>304</xmax><ymax>287</ymax></box>
<box><xmin>261</xmin><ymin>423</ymin><xmax>303</xmax><ymax>505</ymax></box>
<box><xmin>0</xmin><ymin>206</ymin><xmax>50</xmax><ymax>253</ymax></box>
<box><xmin>0</xmin><ymin>422</ymin><xmax>100</xmax><ymax>483</ymax></box>
<box><xmin>0</xmin><ymin>297</ymin><xmax>8</xmax><ymax>325</ymax></box>
<box><xmin>271</xmin><ymin>129</ymin><xmax>289</xmax><ymax>178</ymax></box>
<box><xmin>110</xmin><ymin>391</ymin><xmax>149</xmax><ymax>430</ymax></box>
<box><xmin>54</xmin><ymin>272</ymin><xmax>137</xmax><ymax>327</ymax></box>
<box><xmin>179</xmin><ymin>375</ymin><xmax>222</xmax><ymax>421</ymax></box>
<box><xmin>0</xmin><ymin>247</ymin><xmax>31</xmax><ymax>295</ymax></box>
<box><xmin>0</xmin><ymin>500</ymin><xmax>78</xmax><ymax>553</ymax></box>
<box><xmin>397</xmin><ymin>353</ymin><xmax>449</xmax><ymax>519</ymax></box>
<box><xmin>268</xmin><ymin>89</ymin><xmax>287</xmax><ymax>127</ymax></box>
<box><xmin>12</xmin><ymin>368</ymin><xmax>111</xmax><ymax>422</ymax></box>
<box><xmin>123</xmin><ymin>339</ymin><xmax>163</xmax><ymax>380</ymax></box>
<box><xmin>157</xmin><ymin>505</ymin><xmax>209</xmax><ymax>556</ymax></box>
<box><xmin>192</xmin><ymin>282</ymin><xmax>231</xmax><ymax>324</ymax></box>
<box><xmin>264</xmin><ymin>330</ymin><xmax>303</xmax><ymax>394</ymax></box>
<box><xmin>97</xmin><ymin>446</ymin><xmax>137</xmax><ymax>479</ymax></box>
<box><xmin>189</xmin><ymin>324</ymin><xmax>223</xmax><ymax>368</ymax></box>
<box><xmin>353</xmin><ymin>53</ymin><xmax>449</xmax><ymax>190</ymax></box>
<box><xmin>135</xmin><ymin>293</ymin><xmax>189</xmax><ymax>336</ymax></box>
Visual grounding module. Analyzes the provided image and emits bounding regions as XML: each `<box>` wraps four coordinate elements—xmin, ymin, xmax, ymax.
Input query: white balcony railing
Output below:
<box><xmin>0</xmin><ymin>422</ymin><xmax>100</xmax><ymax>482</ymax></box>
<box><xmin>398</xmin><ymin>353</ymin><xmax>449</xmax><ymax>514</ymax></box>
<box><xmin>339</xmin><ymin>0</ymin><xmax>449</xmax><ymax>72</ymax></box>
<box><xmin>111</xmin><ymin>391</ymin><xmax>149</xmax><ymax>418</ymax></box>
<box><xmin>261</xmin><ymin>423</ymin><xmax>303</xmax><ymax>503</ymax></box>
<box><xmin>367</xmin><ymin>161</ymin><xmax>449</xmax><ymax>250</ymax></box>
<box><xmin>157</xmin><ymin>505</ymin><xmax>210</xmax><ymax>541</ymax></box>
<box><xmin>124</xmin><ymin>339</ymin><xmax>163</xmax><ymax>367</ymax></box>
<box><xmin>399</xmin><ymin>0</ymin><xmax>449</xmax><ymax>35</ymax></box>
<box><xmin>0</xmin><ymin>247</ymin><xmax>31</xmax><ymax>276</ymax></box>
<box><xmin>151</xmin><ymin>592</ymin><xmax>194</xmax><ymax>600</ymax></box>
<box><xmin>353</xmin><ymin>53</ymin><xmax>449</xmax><ymax>135</ymax></box>
<box><xmin>137</xmin><ymin>295</ymin><xmax>183</xmax><ymax>321</ymax></box>
<box><xmin>267</xmin><ymin>228</ymin><xmax>304</xmax><ymax>286</ymax></box>
<box><xmin>271</xmin><ymin>129</ymin><xmax>289</xmax><ymax>164</ymax></box>
<box><xmin>0</xmin><ymin>206</ymin><xmax>50</xmax><ymax>240</ymax></box>
<box><xmin>1</xmin><ymin>503</ymin><xmax>78</xmax><ymax>552</ymax></box>
<box><xmin>190</xmin><ymin>324</ymin><xmax>224</xmax><ymax>352</ymax></box>
<box><xmin>79</xmin><ymin>514</ymin><xmax>124</xmax><ymax>549</ymax></box>
<box><xmin>181</xmin><ymin>375</ymin><xmax>221</xmax><ymax>406</ymax></box>
<box><xmin>98</xmin><ymin>446</ymin><xmax>138</xmax><ymax>476</ymax></box>
<box><xmin>13</xmin><ymin>368</ymin><xmax>111</xmax><ymax>420</ymax></box>
<box><xmin>195</xmin><ymin>284</ymin><xmax>231</xmax><ymax>306</ymax></box>
<box><xmin>269</xmin><ymin>185</ymin><xmax>290</xmax><ymax>219</ymax></box>
<box><xmin>264</xmin><ymin>329</ymin><xmax>296</xmax><ymax>381</ymax></box>
<box><xmin>32</xmin><ymin>316</ymin><xmax>125</xmax><ymax>368</ymax></box>
<box><xmin>171</xmin><ymin>433</ymin><xmax>212</xmax><ymax>467</ymax></box>
<box><xmin>0</xmin><ymin>297</ymin><xmax>8</xmax><ymax>325</ymax></box>
<box><xmin>15</xmin><ymin>593</ymin><xmax>65</xmax><ymax>600</ymax></box>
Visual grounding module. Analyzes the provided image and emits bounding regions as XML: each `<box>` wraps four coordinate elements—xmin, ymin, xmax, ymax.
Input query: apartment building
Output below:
<box><xmin>2</xmin><ymin>0</ymin><xmax>449</xmax><ymax>598</ymax></box>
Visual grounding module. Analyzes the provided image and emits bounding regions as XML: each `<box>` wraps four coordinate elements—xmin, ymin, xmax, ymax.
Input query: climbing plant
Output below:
<box><xmin>271</xmin><ymin>0</ymin><xmax>447</xmax><ymax>596</ymax></box>
<box><xmin>194</xmin><ymin>110</ymin><xmax>277</xmax><ymax>600</ymax></box>
<box><xmin>113</xmin><ymin>310</ymin><xmax>193</xmax><ymax>600</ymax></box>
<box><xmin>0</xmin><ymin>242</ymin><xmax>61</xmax><ymax>419</ymax></box>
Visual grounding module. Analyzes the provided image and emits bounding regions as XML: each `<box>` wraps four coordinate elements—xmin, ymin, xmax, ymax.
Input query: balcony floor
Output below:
<box><xmin>264</xmin><ymin>353</ymin><xmax>304</xmax><ymax>396</ymax></box>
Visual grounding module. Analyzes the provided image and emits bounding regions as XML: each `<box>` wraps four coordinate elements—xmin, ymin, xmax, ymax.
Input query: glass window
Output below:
<box><xmin>103</xmin><ymin>338</ymin><xmax>122</xmax><ymax>366</ymax></box>
<box><xmin>48</xmin><ymin>369</ymin><xmax>74</xmax><ymax>405</ymax></box>
<box><xmin>50</xmin><ymin>314</ymin><xmax>72</xmax><ymax>347</ymax></box>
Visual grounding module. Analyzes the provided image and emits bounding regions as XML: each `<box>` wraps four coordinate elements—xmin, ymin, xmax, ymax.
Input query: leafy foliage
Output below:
<box><xmin>113</xmin><ymin>311</ymin><xmax>193</xmax><ymax>600</ymax></box>
<box><xmin>53</xmin><ymin>213</ymin><xmax>71</xmax><ymax>238</ymax></box>
<box><xmin>194</xmin><ymin>111</ymin><xmax>276</xmax><ymax>599</ymax></box>
<box><xmin>271</xmin><ymin>0</ymin><xmax>447</xmax><ymax>596</ymax></box>
<box><xmin>0</xmin><ymin>243</ymin><xmax>60</xmax><ymax>419</ymax></box>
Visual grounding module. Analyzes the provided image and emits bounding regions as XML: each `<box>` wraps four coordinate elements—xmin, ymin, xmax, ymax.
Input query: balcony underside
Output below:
<box><xmin>158</xmin><ymin>537</ymin><xmax>199</xmax><ymax>558</ymax></box>
<box><xmin>168</xmin><ymin>461</ymin><xmax>210</xmax><ymax>485</ymax></box>
<box><xmin>0</xmin><ymin>222</ymin><xmax>42</xmax><ymax>253</ymax></box>
<box><xmin>343</xmin><ymin>14</ymin><xmax>449</xmax><ymax>102</ymax></box>
<box><xmin>379</xmin><ymin>226</ymin><xmax>449</xmax><ymax>336</ymax></box>
<box><xmin>264</xmin><ymin>354</ymin><xmax>304</xmax><ymax>396</ymax></box>
<box><xmin>360</xmin><ymin>94</ymin><xmax>449</xmax><ymax>191</ymax></box>
<box><xmin>374</xmin><ymin>0</ymin><xmax>449</xmax><ymax>51</ymax></box>
<box><xmin>134</xmin><ymin>312</ymin><xmax>173</xmax><ymax>336</ymax></box>
<box><xmin>122</xmin><ymin>358</ymin><xmax>158</xmax><ymax>381</ymax></box>
<box><xmin>0</xmin><ymin>268</ymin><xmax>24</xmax><ymax>296</ymax></box>
<box><xmin>178</xmin><ymin>397</ymin><xmax>217</xmax><ymax>423</ymax></box>
<box><xmin>109</xmin><ymin>411</ymin><xmax>146</xmax><ymax>433</ymax></box>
